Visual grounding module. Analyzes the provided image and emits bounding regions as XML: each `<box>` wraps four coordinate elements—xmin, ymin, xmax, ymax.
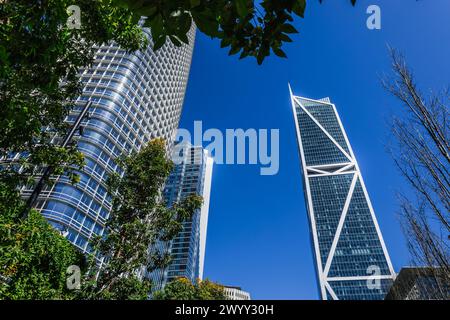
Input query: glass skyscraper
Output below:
<box><xmin>289</xmin><ymin>86</ymin><xmax>396</xmax><ymax>300</ymax></box>
<box><xmin>149</xmin><ymin>144</ymin><xmax>213</xmax><ymax>291</ymax></box>
<box><xmin>22</xmin><ymin>27</ymin><xmax>196</xmax><ymax>254</ymax></box>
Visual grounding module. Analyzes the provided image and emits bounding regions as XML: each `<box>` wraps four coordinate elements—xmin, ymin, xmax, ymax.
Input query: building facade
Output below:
<box><xmin>22</xmin><ymin>27</ymin><xmax>196</xmax><ymax>254</ymax></box>
<box><xmin>149</xmin><ymin>144</ymin><xmax>213</xmax><ymax>291</ymax></box>
<box><xmin>289</xmin><ymin>87</ymin><xmax>396</xmax><ymax>300</ymax></box>
<box><xmin>385</xmin><ymin>267</ymin><xmax>450</xmax><ymax>300</ymax></box>
<box><xmin>224</xmin><ymin>286</ymin><xmax>251</xmax><ymax>300</ymax></box>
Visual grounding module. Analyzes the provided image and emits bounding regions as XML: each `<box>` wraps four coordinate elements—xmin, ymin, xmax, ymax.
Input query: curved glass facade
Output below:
<box><xmin>28</xmin><ymin>28</ymin><xmax>195</xmax><ymax>253</ymax></box>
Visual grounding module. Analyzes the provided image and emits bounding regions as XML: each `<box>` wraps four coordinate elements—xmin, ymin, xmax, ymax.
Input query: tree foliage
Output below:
<box><xmin>384</xmin><ymin>49</ymin><xmax>450</xmax><ymax>289</ymax></box>
<box><xmin>0</xmin><ymin>0</ymin><xmax>358</xmax><ymax>300</ymax></box>
<box><xmin>1</xmin><ymin>0</ymin><xmax>145</xmax><ymax>152</ymax></box>
<box><xmin>78</xmin><ymin>139</ymin><xmax>203</xmax><ymax>299</ymax></box>
<box><xmin>0</xmin><ymin>0</ymin><xmax>358</xmax><ymax>202</ymax></box>
<box><xmin>0</xmin><ymin>208</ymin><xmax>84</xmax><ymax>299</ymax></box>
<box><xmin>113</xmin><ymin>0</ymin><xmax>356</xmax><ymax>64</ymax></box>
<box><xmin>0</xmin><ymin>0</ymin><xmax>359</xmax><ymax>199</ymax></box>
<box><xmin>0</xmin><ymin>0</ymin><xmax>147</xmax><ymax>209</ymax></box>
<box><xmin>0</xmin><ymin>2</ymin><xmax>148</xmax><ymax>298</ymax></box>
<box><xmin>153</xmin><ymin>277</ymin><xmax>226</xmax><ymax>300</ymax></box>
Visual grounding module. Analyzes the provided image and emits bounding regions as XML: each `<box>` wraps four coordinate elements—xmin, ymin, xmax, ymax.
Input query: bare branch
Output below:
<box><xmin>385</xmin><ymin>49</ymin><xmax>450</xmax><ymax>290</ymax></box>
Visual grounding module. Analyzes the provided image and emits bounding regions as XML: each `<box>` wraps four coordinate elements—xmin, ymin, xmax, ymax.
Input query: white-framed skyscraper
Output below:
<box><xmin>289</xmin><ymin>86</ymin><xmax>396</xmax><ymax>300</ymax></box>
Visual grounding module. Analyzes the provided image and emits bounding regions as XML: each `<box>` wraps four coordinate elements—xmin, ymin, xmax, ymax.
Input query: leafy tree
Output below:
<box><xmin>196</xmin><ymin>279</ymin><xmax>227</xmax><ymax>300</ymax></box>
<box><xmin>153</xmin><ymin>277</ymin><xmax>226</xmax><ymax>300</ymax></box>
<box><xmin>0</xmin><ymin>170</ymin><xmax>84</xmax><ymax>299</ymax></box>
<box><xmin>0</xmin><ymin>0</ymin><xmax>358</xmax><ymax>300</ymax></box>
<box><xmin>0</xmin><ymin>1</ymin><xmax>148</xmax><ymax>299</ymax></box>
<box><xmin>0</xmin><ymin>0</ymin><xmax>147</xmax><ymax>215</ymax></box>
<box><xmin>0</xmin><ymin>208</ymin><xmax>84</xmax><ymax>299</ymax></box>
<box><xmin>1</xmin><ymin>0</ymin><xmax>145</xmax><ymax>153</ymax></box>
<box><xmin>0</xmin><ymin>0</ymin><xmax>358</xmax><ymax>206</ymax></box>
<box><xmin>113</xmin><ymin>0</ymin><xmax>356</xmax><ymax>64</ymax></box>
<box><xmin>79</xmin><ymin>139</ymin><xmax>203</xmax><ymax>299</ymax></box>
<box><xmin>383</xmin><ymin>48</ymin><xmax>450</xmax><ymax>295</ymax></box>
<box><xmin>0</xmin><ymin>0</ymin><xmax>359</xmax><ymax>192</ymax></box>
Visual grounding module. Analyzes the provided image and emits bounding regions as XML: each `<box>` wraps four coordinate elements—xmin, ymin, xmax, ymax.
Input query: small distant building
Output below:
<box><xmin>385</xmin><ymin>267</ymin><xmax>450</xmax><ymax>300</ymax></box>
<box><xmin>224</xmin><ymin>286</ymin><xmax>251</xmax><ymax>300</ymax></box>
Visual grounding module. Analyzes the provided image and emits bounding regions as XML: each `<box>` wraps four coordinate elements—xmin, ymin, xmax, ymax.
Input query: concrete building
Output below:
<box><xmin>224</xmin><ymin>286</ymin><xmax>251</xmax><ymax>300</ymax></box>
<box><xmin>385</xmin><ymin>267</ymin><xmax>450</xmax><ymax>300</ymax></box>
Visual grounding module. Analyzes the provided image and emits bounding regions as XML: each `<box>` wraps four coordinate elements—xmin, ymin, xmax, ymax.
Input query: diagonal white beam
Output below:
<box><xmin>323</xmin><ymin>173</ymin><xmax>359</xmax><ymax>277</ymax></box>
<box><xmin>296</xmin><ymin>95</ymin><xmax>333</xmax><ymax>106</ymax></box>
<box><xmin>307</xmin><ymin>167</ymin><xmax>330</xmax><ymax>174</ymax></box>
<box><xmin>335</xmin><ymin>163</ymin><xmax>355</xmax><ymax>173</ymax></box>
<box><xmin>325</xmin><ymin>282</ymin><xmax>339</xmax><ymax>300</ymax></box>
<box><xmin>293</xmin><ymin>96</ymin><xmax>353</xmax><ymax>161</ymax></box>
<box><xmin>289</xmin><ymin>85</ymin><xmax>328</xmax><ymax>299</ymax></box>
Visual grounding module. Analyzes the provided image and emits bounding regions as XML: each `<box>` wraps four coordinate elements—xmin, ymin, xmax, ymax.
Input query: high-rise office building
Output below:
<box><xmin>23</xmin><ymin>27</ymin><xmax>196</xmax><ymax>254</ymax></box>
<box><xmin>149</xmin><ymin>144</ymin><xmax>213</xmax><ymax>291</ymax></box>
<box><xmin>289</xmin><ymin>86</ymin><xmax>396</xmax><ymax>300</ymax></box>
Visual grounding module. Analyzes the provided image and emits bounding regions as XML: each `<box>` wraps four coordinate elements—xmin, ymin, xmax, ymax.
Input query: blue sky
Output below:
<box><xmin>178</xmin><ymin>0</ymin><xmax>450</xmax><ymax>299</ymax></box>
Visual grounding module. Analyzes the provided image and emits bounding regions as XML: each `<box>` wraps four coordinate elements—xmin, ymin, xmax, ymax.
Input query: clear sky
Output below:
<box><xmin>178</xmin><ymin>0</ymin><xmax>450</xmax><ymax>299</ymax></box>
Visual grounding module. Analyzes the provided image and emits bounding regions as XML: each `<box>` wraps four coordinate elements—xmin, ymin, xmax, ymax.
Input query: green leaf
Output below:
<box><xmin>239</xmin><ymin>50</ymin><xmax>249</xmax><ymax>60</ymax></box>
<box><xmin>0</xmin><ymin>45</ymin><xmax>9</xmax><ymax>64</ymax></box>
<box><xmin>292</xmin><ymin>0</ymin><xmax>307</xmax><ymax>18</ymax></box>
<box><xmin>235</xmin><ymin>0</ymin><xmax>249</xmax><ymax>18</ymax></box>
<box><xmin>131</xmin><ymin>12</ymin><xmax>142</xmax><ymax>24</ymax></box>
<box><xmin>178</xmin><ymin>12</ymin><xmax>193</xmax><ymax>35</ymax></box>
<box><xmin>129</xmin><ymin>0</ymin><xmax>145</xmax><ymax>10</ymax></box>
<box><xmin>148</xmin><ymin>14</ymin><xmax>164</xmax><ymax>43</ymax></box>
<box><xmin>281</xmin><ymin>23</ymin><xmax>298</xmax><ymax>34</ymax></box>
<box><xmin>153</xmin><ymin>36</ymin><xmax>167</xmax><ymax>50</ymax></box>
<box><xmin>279</xmin><ymin>33</ymin><xmax>293</xmax><ymax>42</ymax></box>
<box><xmin>191</xmin><ymin>12</ymin><xmax>220</xmax><ymax>37</ymax></box>
<box><xmin>169</xmin><ymin>35</ymin><xmax>182</xmax><ymax>47</ymax></box>
<box><xmin>176</xmin><ymin>32</ymin><xmax>190</xmax><ymax>45</ymax></box>
<box><xmin>220</xmin><ymin>38</ymin><xmax>232</xmax><ymax>48</ymax></box>
<box><xmin>256</xmin><ymin>46</ymin><xmax>270</xmax><ymax>65</ymax></box>
<box><xmin>111</xmin><ymin>0</ymin><xmax>131</xmax><ymax>9</ymax></box>
<box><xmin>134</xmin><ymin>4</ymin><xmax>157</xmax><ymax>17</ymax></box>
<box><xmin>190</xmin><ymin>0</ymin><xmax>201</xmax><ymax>8</ymax></box>
<box><xmin>273</xmin><ymin>47</ymin><xmax>287</xmax><ymax>58</ymax></box>
<box><xmin>228</xmin><ymin>45</ymin><xmax>241</xmax><ymax>56</ymax></box>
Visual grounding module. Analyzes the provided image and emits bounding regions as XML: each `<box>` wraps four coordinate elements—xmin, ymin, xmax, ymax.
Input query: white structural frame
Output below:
<box><xmin>198</xmin><ymin>152</ymin><xmax>214</xmax><ymax>280</ymax></box>
<box><xmin>288</xmin><ymin>85</ymin><xmax>396</xmax><ymax>300</ymax></box>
